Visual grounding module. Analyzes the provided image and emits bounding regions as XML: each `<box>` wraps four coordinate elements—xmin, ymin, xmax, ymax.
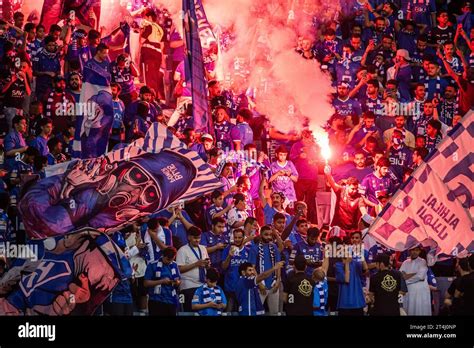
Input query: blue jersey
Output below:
<box><xmin>349</xmin><ymin>125</ymin><xmax>382</xmax><ymax>147</ymax></box>
<box><xmin>335</xmin><ymin>261</ymin><xmax>366</xmax><ymax>309</ymax></box>
<box><xmin>34</xmin><ymin>50</ymin><xmax>61</xmax><ymax>94</ymax></box>
<box><xmin>388</xmin><ymin>145</ymin><xmax>413</xmax><ymax>180</ymax></box>
<box><xmin>235</xmin><ymin>276</ymin><xmax>265</xmax><ymax>316</ymax></box>
<box><xmin>110</xmin><ymin>62</ymin><xmax>135</xmax><ymax>95</ymax></box>
<box><xmin>425</xmin><ymin>134</ymin><xmax>442</xmax><ymax>153</ymax></box>
<box><xmin>214</xmin><ymin>121</ymin><xmax>234</xmax><ymax>151</ymax></box>
<box><xmin>222</xmin><ymin>245</ymin><xmax>251</xmax><ymax>293</ymax></box>
<box><xmin>335</xmin><ymin>59</ymin><xmax>359</xmax><ymax>88</ymax></box>
<box><xmin>332</xmin><ymin>97</ymin><xmax>362</xmax><ymax>117</ymax></box>
<box><xmin>290</xmin><ymin>241</ymin><xmax>324</xmax><ymax>276</ymax></box>
<box><xmin>230</xmin><ymin>122</ymin><xmax>254</xmax><ymax>148</ymax></box>
<box><xmin>424</xmin><ymin>76</ymin><xmax>448</xmax><ymax>100</ymax></box>
<box><xmin>144</xmin><ymin>260</ymin><xmax>180</xmax><ymax>304</ymax></box>
<box><xmin>29</xmin><ymin>135</ymin><xmax>49</xmax><ymax>157</ymax></box>
<box><xmin>155</xmin><ymin>210</ymin><xmax>192</xmax><ymax>246</ymax></box>
<box><xmin>288</xmin><ymin>231</ymin><xmax>305</xmax><ymax>246</ymax></box>
<box><xmin>4</xmin><ymin>130</ymin><xmax>26</xmax><ymax>170</ymax></box>
<box><xmin>200</xmin><ymin>231</ymin><xmax>230</xmax><ymax>270</ymax></box>
<box><xmin>112</xmin><ymin>99</ymin><xmax>125</xmax><ymax>129</ymax></box>
<box><xmin>313</xmin><ymin>278</ymin><xmax>329</xmax><ymax>316</ymax></box>
<box><xmin>360</xmin><ymin>94</ymin><xmax>384</xmax><ymax>117</ymax></box>
<box><xmin>108</xmin><ymin>232</ymin><xmax>133</xmax><ymax>304</ymax></box>
<box><xmin>263</xmin><ymin>204</ymin><xmax>291</xmax><ymax>225</ymax></box>
<box><xmin>360</xmin><ymin>172</ymin><xmax>396</xmax><ymax>204</ymax></box>
<box><xmin>192</xmin><ymin>285</ymin><xmax>227</xmax><ymax>316</ymax></box>
<box><xmin>407</xmin><ymin>0</ymin><xmax>436</xmax><ymax>26</ymax></box>
<box><xmin>427</xmin><ymin>267</ymin><xmax>437</xmax><ymax>288</ymax></box>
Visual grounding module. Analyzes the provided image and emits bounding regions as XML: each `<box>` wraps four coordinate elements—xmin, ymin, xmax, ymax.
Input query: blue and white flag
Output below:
<box><xmin>369</xmin><ymin>110</ymin><xmax>474</xmax><ymax>258</ymax></box>
<box><xmin>0</xmin><ymin>229</ymin><xmax>131</xmax><ymax>315</ymax></box>
<box><xmin>183</xmin><ymin>0</ymin><xmax>213</xmax><ymax>134</ymax></box>
<box><xmin>72</xmin><ymin>57</ymin><xmax>114</xmax><ymax>159</ymax></box>
<box><xmin>19</xmin><ymin>123</ymin><xmax>223</xmax><ymax>239</ymax></box>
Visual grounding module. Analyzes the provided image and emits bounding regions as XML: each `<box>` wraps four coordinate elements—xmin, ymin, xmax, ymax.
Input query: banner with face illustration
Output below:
<box><xmin>0</xmin><ymin>229</ymin><xmax>130</xmax><ymax>315</ymax></box>
<box><xmin>19</xmin><ymin>123</ymin><xmax>223</xmax><ymax>239</ymax></box>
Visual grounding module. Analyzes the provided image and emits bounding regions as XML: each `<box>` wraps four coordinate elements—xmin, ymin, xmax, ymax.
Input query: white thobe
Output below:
<box><xmin>400</xmin><ymin>257</ymin><xmax>431</xmax><ymax>316</ymax></box>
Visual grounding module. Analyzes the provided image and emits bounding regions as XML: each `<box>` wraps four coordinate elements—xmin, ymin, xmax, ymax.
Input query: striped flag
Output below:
<box><xmin>72</xmin><ymin>57</ymin><xmax>114</xmax><ymax>159</ymax></box>
<box><xmin>182</xmin><ymin>0</ymin><xmax>213</xmax><ymax>133</ymax></box>
<box><xmin>19</xmin><ymin>123</ymin><xmax>223</xmax><ymax>238</ymax></box>
<box><xmin>368</xmin><ymin>110</ymin><xmax>474</xmax><ymax>258</ymax></box>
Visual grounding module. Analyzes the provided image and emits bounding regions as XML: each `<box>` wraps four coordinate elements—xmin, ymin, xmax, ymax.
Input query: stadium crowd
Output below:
<box><xmin>0</xmin><ymin>0</ymin><xmax>473</xmax><ymax>316</ymax></box>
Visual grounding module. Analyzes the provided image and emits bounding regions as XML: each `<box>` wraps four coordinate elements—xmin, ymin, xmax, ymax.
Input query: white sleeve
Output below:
<box><xmin>176</xmin><ymin>247</ymin><xmax>186</xmax><ymax>266</ymax></box>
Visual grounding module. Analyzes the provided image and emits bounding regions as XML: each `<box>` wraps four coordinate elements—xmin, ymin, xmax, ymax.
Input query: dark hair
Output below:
<box><xmin>24</xmin><ymin>22</ymin><xmax>35</xmax><ymax>32</ymax></box>
<box><xmin>436</xmin><ymin>10</ymin><xmax>448</xmax><ymax>17</ymax></box>
<box><xmin>36</xmin><ymin>24</ymin><xmax>45</xmax><ymax>31</ymax></box>
<box><xmin>239</xmin><ymin>262</ymin><xmax>253</xmax><ymax>275</ymax></box>
<box><xmin>143</xmin><ymin>8</ymin><xmax>158</xmax><ymax>21</ymax></box>
<box><xmin>13</xmin><ymin>11</ymin><xmax>24</xmax><ymax>19</ymax></box>
<box><xmin>427</xmin><ymin>119</ymin><xmax>442</xmax><ymax>132</ymax></box>
<box><xmin>294</xmin><ymin>255</ymin><xmax>307</xmax><ymax>271</ymax></box>
<box><xmin>44</xmin><ymin>35</ymin><xmax>56</xmax><ymax>45</ymax></box>
<box><xmin>376</xmin><ymin>157</ymin><xmax>391</xmax><ymax>168</ymax></box>
<box><xmin>307</xmin><ymin>227</ymin><xmax>320</xmax><ymax>238</ymax></box>
<box><xmin>25</xmin><ymin>146</ymin><xmax>40</xmax><ymax>158</ymax></box>
<box><xmin>236</xmin><ymin>175</ymin><xmax>249</xmax><ymax>187</ymax></box>
<box><xmin>351</xmin><ymin>231</ymin><xmax>362</xmax><ymax>238</ymax></box>
<box><xmin>211</xmin><ymin>216</ymin><xmax>226</xmax><ymax>226</ymax></box>
<box><xmin>414</xmin><ymin>147</ymin><xmax>429</xmax><ymax>160</ymax></box>
<box><xmin>275</xmin><ymin>145</ymin><xmax>288</xmax><ymax>154</ymax></box>
<box><xmin>375</xmin><ymin>253</ymin><xmax>390</xmax><ymax>267</ymax></box>
<box><xmin>96</xmin><ymin>43</ymin><xmax>109</xmax><ymax>52</ymax></box>
<box><xmin>47</xmin><ymin>137</ymin><xmax>61</xmax><ymax>151</ymax></box>
<box><xmin>386</xmin><ymin>79</ymin><xmax>398</xmax><ymax>87</ymax></box>
<box><xmin>140</xmin><ymin>85</ymin><xmax>152</xmax><ymax>95</ymax></box>
<box><xmin>12</xmin><ymin>115</ymin><xmax>26</xmax><ymax>126</ymax></box>
<box><xmin>211</xmin><ymin>189</ymin><xmax>223</xmax><ymax>200</ymax></box>
<box><xmin>206</xmin><ymin>268</ymin><xmax>220</xmax><ymax>282</ymax></box>
<box><xmin>346</xmin><ymin>177</ymin><xmax>360</xmax><ymax>186</ymax></box>
<box><xmin>187</xmin><ymin>226</ymin><xmax>202</xmax><ymax>237</ymax></box>
<box><xmin>88</xmin><ymin>29</ymin><xmax>101</xmax><ymax>40</ymax></box>
<box><xmin>233</xmin><ymin>228</ymin><xmax>244</xmax><ymax>237</ymax></box>
<box><xmin>244</xmin><ymin>216</ymin><xmax>257</xmax><ymax>226</ymax></box>
<box><xmin>273</xmin><ymin>212</ymin><xmax>286</xmax><ymax>223</ymax></box>
<box><xmin>363</xmin><ymin>111</ymin><xmax>376</xmax><ymax>120</ymax></box>
<box><xmin>147</xmin><ymin>217</ymin><xmax>160</xmax><ymax>230</ymax></box>
<box><xmin>296</xmin><ymin>218</ymin><xmax>308</xmax><ymax>227</ymax></box>
<box><xmin>110</xmin><ymin>82</ymin><xmax>122</xmax><ymax>92</ymax></box>
<box><xmin>137</xmin><ymin>101</ymin><xmax>150</xmax><ymax>117</ymax></box>
<box><xmin>162</xmin><ymin>246</ymin><xmax>177</xmax><ymax>259</ymax></box>
<box><xmin>38</xmin><ymin>117</ymin><xmax>52</xmax><ymax>128</ymax></box>
<box><xmin>243</xmin><ymin>143</ymin><xmax>257</xmax><ymax>151</ymax></box>
<box><xmin>237</xmin><ymin>108</ymin><xmax>253</xmax><ymax>121</ymax></box>
<box><xmin>260</xmin><ymin>225</ymin><xmax>272</xmax><ymax>234</ymax></box>
<box><xmin>214</xmin><ymin>105</ymin><xmax>228</xmax><ymax>114</ymax></box>
<box><xmin>366</xmin><ymin>136</ymin><xmax>378</xmax><ymax>144</ymax></box>
<box><xmin>49</xmin><ymin>24</ymin><xmax>61</xmax><ymax>33</ymax></box>
<box><xmin>233</xmin><ymin>193</ymin><xmax>246</xmax><ymax>204</ymax></box>
<box><xmin>157</xmin><ymin>217</ymin><xmax>169</xmax><ymax>227</ymax></box>
<box><xmin>367</xmin><ymin>79</ymin><xmax>379</xmax><ymax>88</ymax></box>
<box><xmin>353</xmin><ymin>150</ymin><xmax>366</xmax><ymax>158</ymax></box>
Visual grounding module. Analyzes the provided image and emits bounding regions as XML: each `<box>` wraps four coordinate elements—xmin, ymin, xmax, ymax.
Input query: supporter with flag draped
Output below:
<box><xmin>72</xmin><ymin>43</ymin><xmax>113</xmax><ymax>159</ymax></box>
